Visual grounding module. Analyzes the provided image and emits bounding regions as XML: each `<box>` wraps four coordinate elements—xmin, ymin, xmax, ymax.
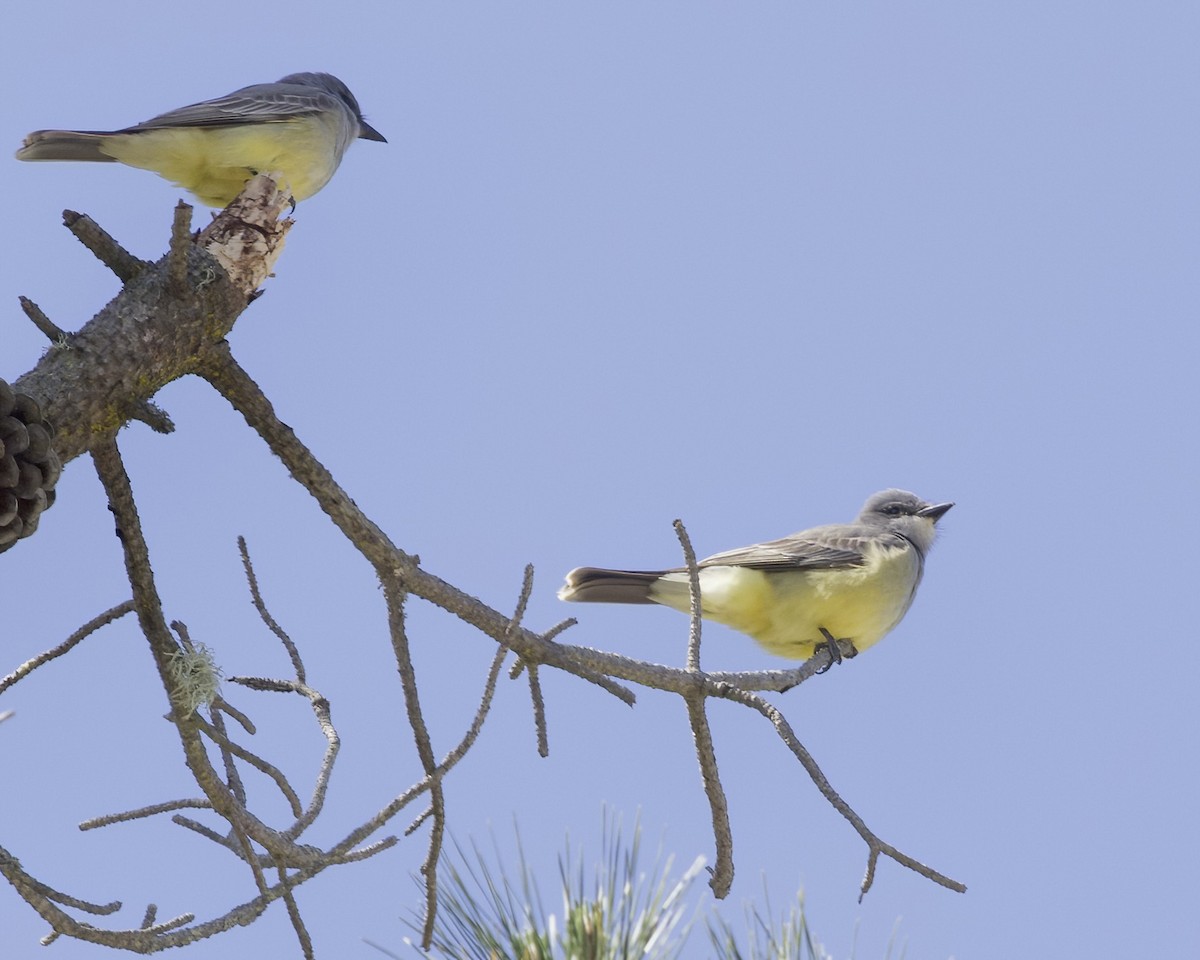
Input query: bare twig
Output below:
<box><xmin>526</xmin><ymin>664</ymin><xmax>549</xmax><ymax>758</ymax></box>
<box><xmin>192</xmin><ymin>714</ymin><xmax>304</xmax><ymax>819</ymax></box>
<box><xmin>505</xmin><ymin>566</ymin><xmax>551</xmax><ymax>756</ymax></box>
<box><xmin>0</xmin><ymin>600</ymin><xmax>135</xmax><ymax>697</ymax></box>
<box><xmin>712</xmin><ymin>681</ymin><xmax>966</xmax><ymax>896</ymax></box>
<box><xmin>226</xmin><ymin>676</ymin><xmax>296</xmax><ymax>694</ymax></box>
<box><xmin>171</xmin><ymin>816</ymin><xmax>229</xmax><ymax>847</ymax></box>
<box><xmin>513</xmin><ymin>643</ymin><xmax>637</xmax><ymax>706</ymax></box>
<box><xmin>127</xmin><ymin>401</ymin><xmax>175</xmax><ymax>435</ymax></box>
<box><xmin>86</xmin><ymin>443</ymin><xmax>199</xmax><ymax>695</ymax></box>
<box><xmin>166</xmin><ymin>202</ymin><xmax>193</xmax><ymax>299</ymax></box>
<box><xmin>382</xmin><ymin>579</ymin><xmax>442</xmax><ymax>950</ymax></box>
<box><xmin>330</xmin><ymin>836</ymin><xmax>399</xmax><ymax>864</ymax></box>
<box><xmin>509</xmin><ymin>565</ymin><xmax>535</xmax><ymax>631</ymax></box>
<box><xmin>141</xmin><ymin>912</ymin><xmax>193</xmax><ymax>934</ymax></box>
<box><xmin>685</xmin><ymin>692</ymin><xmax>734</xmax><ymax>897</ymax></box>
<box><xmin>81</xmin><ymin>799</ymin><xmax>213</xmax><ymax>831</ymax></box>
<box><xmin>294</xmin><ymin>690</ymin><xmax>339</xmax><ymax>840</ymax></box>
<box><xmin>439</xmin><ymin>645</ymin><xmax>511</xmax><ymax>775</ymax></box>
<box><xmin>702</xmin><ymin>656</ymin><xmax>830</xmax><ymax>692</ymax></box>
<box><xmin>62</xmin><ymin>209</ymin><xmax>148</xmax><ymax>282</ymax></box>
<box><xmin>541</xmin><ymin>618</ymin><xmax>576</xmax><ymax>643</ymax></box>
<box><xmin>213</xmin><ymin>697</ymin><xmax>256</xmax><ymax>735</ymax></box>
<box><xmin>406</xmin><ymin>807</ymin><xmax>434</xmax><ymax>837</ymax></box>
<box><xmin>673</xmin><ymin>519</ymin><xmax>704</xmax><ymax>672</ymax></box>
<box><xmin>275</xmin><ymin>860</ymin><xmax>314</xmax><ymax>960</ymax></box>
<box><xmin>18</xmin><ymin>295</ymin><xmax>67</xmax><ymax>342</ymax></box>
<box><xmin>220</xmin><ymin>678</ymin><xmax>341</xmax><ymax>842</ymax></box>
<box><xmin>239</xmin><ymin>535</ymin><xmax>306</xmax><ymax>683</ymax></box>
<box><xmin>236</xmin><ymin>825</ymin><xmax>271</xmax><ymax>898</ymax></box>
<box><xmin>2</xmin><ymin>850</ymin><xmax>122</xmax><ymax>915</ymax></box>
<box><xmin>206</xmin><ymin>701</ymin><xmax>249</xmax><ymax>807</ymax></box>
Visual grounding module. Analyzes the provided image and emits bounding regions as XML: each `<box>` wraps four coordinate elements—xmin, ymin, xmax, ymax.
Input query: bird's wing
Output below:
<box><xmin>125</xmin><ymin>83</ymin><xmax>340</xmax><ymax>131</ymax></box>
<box><xmin>697</xmin><ymin>523</ymin><xmax>902</xmax><ymax>572</ymax></box>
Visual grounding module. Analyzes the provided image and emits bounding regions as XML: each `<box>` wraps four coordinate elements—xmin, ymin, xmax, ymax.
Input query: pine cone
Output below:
<box><xmin>0</xmin><ymin>379</ymin><xmax>61</xmax><ymax>553</ymax></box>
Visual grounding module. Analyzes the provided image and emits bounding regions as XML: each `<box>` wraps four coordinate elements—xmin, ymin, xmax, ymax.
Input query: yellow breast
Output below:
<box><xmin>100</xmin><ymin>117</ymin><xmax>344</xmax><ymax>206</ymax></box>
<box><xmin>650</xmin><ymin>543</ymin><xmax>922</xmax><ymax>660</ymax></box>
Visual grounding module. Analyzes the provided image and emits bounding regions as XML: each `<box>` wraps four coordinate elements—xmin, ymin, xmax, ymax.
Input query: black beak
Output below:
<box><xmin>358</xmin><ymin>121</ymin><xmax>387</xmax><ymax>143</ymax></box>
<box><xmin>918</xmin><ymin>501</ymin><xmax>954</xmax><ymax>522</ymax></box>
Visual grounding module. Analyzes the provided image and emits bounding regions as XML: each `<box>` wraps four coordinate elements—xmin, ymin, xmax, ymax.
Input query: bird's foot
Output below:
<box><xmin>816</xmin><ymin>627</ymin><xmax>857</xmax><ymax>673</ymax></box>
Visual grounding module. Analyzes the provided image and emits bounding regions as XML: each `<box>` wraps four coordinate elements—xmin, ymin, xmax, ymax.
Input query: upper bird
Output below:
<box><xmin>559</xmin><ymin>489</ymin><xmax>953</xmax><ymax>661</ymax></box>
<box><xmin>15</xmin><ymin>72</ymin><xmax>386</xmax><ymax>207</ymax></box>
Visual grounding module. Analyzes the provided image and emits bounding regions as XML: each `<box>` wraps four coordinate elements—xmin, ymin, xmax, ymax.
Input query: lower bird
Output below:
<box><xmin>558</xmin><ymin>489</ymin><xmax>952</xmax><ymax>661</ymax></box>
<box><xmin>15</xmin><ymin>72</ymin><xmax>386</xmax><ymax>207</ymax></box>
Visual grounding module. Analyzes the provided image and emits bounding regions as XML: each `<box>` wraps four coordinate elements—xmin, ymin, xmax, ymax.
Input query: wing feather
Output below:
<box><xmin>124</xmin><ymin>84</ymin><xmax>340</xmax><ymax>131</ymax></box>
<box><xmin>696</xmin><ymin>523</ymin><xmax>905</xmax><ymax>572</ymax></box>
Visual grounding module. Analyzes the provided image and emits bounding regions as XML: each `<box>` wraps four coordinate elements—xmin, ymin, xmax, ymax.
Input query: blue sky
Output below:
<box><xmin>3</xmin><ymin>3</ymin><xmax>1198</xmax><ymax>958</ymax></box>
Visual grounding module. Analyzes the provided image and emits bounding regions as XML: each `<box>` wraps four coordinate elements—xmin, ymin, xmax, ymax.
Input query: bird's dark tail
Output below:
<box><xmin>16</xmin><ymin>130</ymin><xmax>118</xmax><ymax>163</ymax></box>
<box><xmin>558</xmin><ymin>567</ymin><xmax>666</xmax><ymax>604</ymax></box>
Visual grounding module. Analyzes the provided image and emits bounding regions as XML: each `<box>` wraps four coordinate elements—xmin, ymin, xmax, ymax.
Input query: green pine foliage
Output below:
<box><xmin>406</xmin><ymin>813</ymin><xmax>703</xmax><ymax>959</ymax></box>
<box><xmin>706</xmin><ymin>888</ymin><xmax>831</xmax><ymax>960</ymax></box>
<box><xmin>389</xmin><ymin>812</ymin><xmax>859</xmax><ymax>960</ymax></box>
